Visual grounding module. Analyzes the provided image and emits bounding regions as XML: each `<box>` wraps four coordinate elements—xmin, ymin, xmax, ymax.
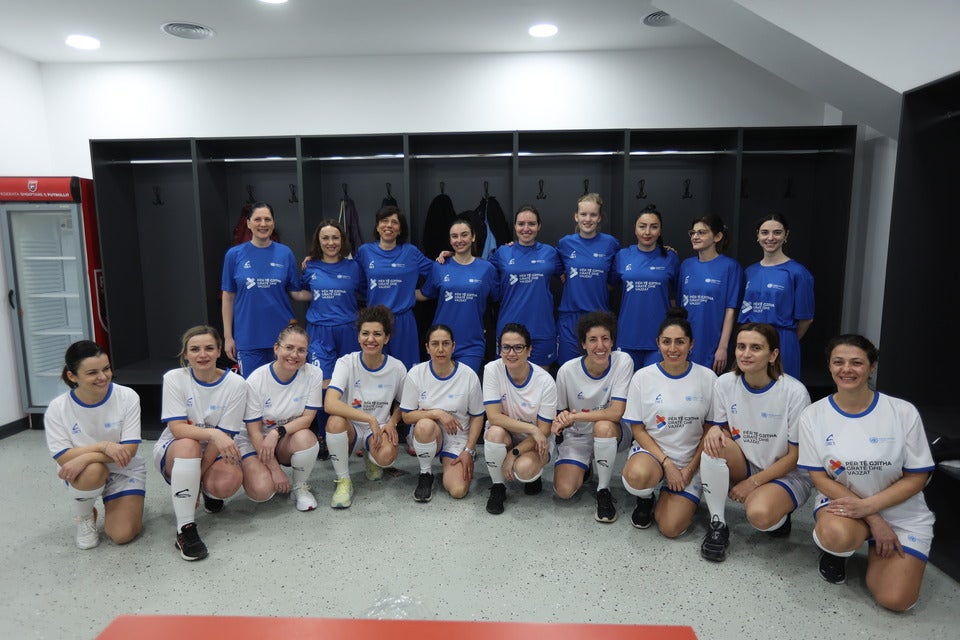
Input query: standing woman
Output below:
<box><xmin>418</xmin><ymin>217</ymin><xmax>499</xmax><ymax>374</ymax></box>
<box><xmin>236</xmin><ymin>325</ymin><xmax>323</xmax><ymax>512</ymax></box>
<box><xmin>612</xmin><ymin>204</ymin><xmax>680</xmax><ymax>370</ymax></box>
<box><xmin>678</xmin><ymin>215</ymin><xmax>743</xmax><ymax>373</ymax></box>
<box><xmin>482</xmin><ymin>323</ymin><xmax>558</xmax><ymax>514</ymax></box>
<box><xmin>222</xmin><ymin>202</ymin><xmax>301</xmax><ymax>377</ymax></box>
<box><xmin>45</xmin><ymin>341</ymin><xmax>145</xmax><ymax>549</ymax></box>
<box><xmin>489</xmin><ymin>205</ymin><xmax>563</xmax><ymax>368</ymax></box>
<box><xmin>620</xmin><ymin>308</ymin><xmax>716</xmax><ymax>537</ymax></box>
<box><xmin>739</xmin><ymin>213</ymin><xmax>814</xmax><ymax>380</ymax></box>
<box><xmin>798</xmin><ymin>335</ymin><xmax>935</xmax><ymax>611</ymax></box>
<box><xmin>154</xmin><ymin>325</ymin><xmax>247</xmax><ymax>561</ymax></box>
<box><xmin>556</xmin><ymin>193</ymin><xmax>621</xmax><ymax>365</ymax></box>
<box><xmin>356</xmin><ymin>206</ymin><xmax>433</xmax><ymax>370</ymax></box>
<box><xmin>552</xmin><ymin>311</ymin><xmax>633</xmax><ymax>523</ymax></box>
<box><xmin>324</xmin><ymin>305</ymin><xmax>407</xmax><ymax>509</ymax></box>
<box><xmin>400</xmin><ymin>324</ymin><xmax>485</xmax><ymax>503</ymax></box>
<box><xmin>699</xmin><ymin>323</ymin><xmax>812</xmax><ymax>563</ymax></box>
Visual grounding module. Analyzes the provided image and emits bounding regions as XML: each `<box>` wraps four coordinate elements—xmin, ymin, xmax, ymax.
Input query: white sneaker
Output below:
<box><xmin>292</xmin><ymin>482</ymin><xmax>317</xmax><ymax>511</ymax></box>
<box><xmin>75</xmin><ymin>509</ymin><xmax>99</xmax><ymax>550</ymax></box>
<box><xmin>331</xmin><ymin>477</ymin><xmax>353</xmax><ymax>509</ymax></box>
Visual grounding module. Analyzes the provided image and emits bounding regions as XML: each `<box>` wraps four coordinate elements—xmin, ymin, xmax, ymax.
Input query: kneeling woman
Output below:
<box><xmin>324</xmin><ymin>305</ymin><xmax>406</xmax><ymax>509</ymax></box>
<box><xmin>482</xmin><ymin>323</ymin><xmax>558</xmax><ymax>514</ymax></box>
<box><xmin>552</xmin><ymin>311</ymin><xmax>633</xmax><ymax>523</ymax></box>
<box><xmin>620</xmin><ymin>308</ymin><xmax>716</xmax><ymax>536</ymax></box>
<box><xmin>798</xmin><ymin>335</ymin><xmax>935</xmax><ymax>612</ymax></box>
<box><xmin>400</xmin><ymin>325</ymin><xmax>484</xmax><ymax>502</ymax></box>
<box><xmin>154</xmin><ymin>326</ymin><xmax>248</xmax><ymax>561</ymax></box>
<box><xmin>237</xmin><ymin>325</ymin><xmax>323</xmax><ymax>512</ymax></box>
<box><xmin>45</xmin><ymin>341</ymin><xmax>145</xmax><ymax>550</ymax></box>
<box><xmin>699</xmin><ymin>322</ymin><xmax>812</xmax><ymax>562</ymax></box>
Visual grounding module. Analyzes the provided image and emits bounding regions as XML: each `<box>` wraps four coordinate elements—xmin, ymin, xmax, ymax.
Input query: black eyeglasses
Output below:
<box><xmin>499</xmin><ymin>344</ymin><xmax>528</xmax><ymax>354</ymax></box>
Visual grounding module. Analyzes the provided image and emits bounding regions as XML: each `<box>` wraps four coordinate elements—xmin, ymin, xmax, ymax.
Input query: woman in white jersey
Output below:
<box><xmin>699</xmin><ymin>322</ymin><xmax>812</xmax><ymax>562</ymax></box>
<box><xmin>482</xmin><ymin>322</ymin><xmax>558</xmax><ymax>514</ymax></box>
<box><xmin>400</xmin><ymin>324</ymin><xmax>484</xmax><ymax>503</ymax></box>
<box><xmin>45</xmin><ymin>341</ymin><xmax>145</xmax><ymax>550</ymax></box>
<box><xmin>798</xmin><ymin>334</ymin><xmax>935</xmax><ymax>611</ymax></box>
<box><xmin>154</xmin><ymin>325</ymin><xmax>247</xmax><ymax>561</ymax></box>
<box><xmin>552</xmin><ymin>311</ymin><xmax>633</xmax><ymax>523</ymax></box>
<box><xmin>237</xmin><ymin>325</ymin><xmax>323</xmax><ymax>512</ymax></box>
<box><xmin>324</xmin><ymin>305</ymin><xmax>406</xmax><ymax>509</ymax></box>
<box><xmin>621</xmin><ymin>308</ymin><xmax>716</xmax><ymax>537</ymax></box>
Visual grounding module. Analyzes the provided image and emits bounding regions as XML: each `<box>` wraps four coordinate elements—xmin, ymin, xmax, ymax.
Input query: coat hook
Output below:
<box><xmin>681</xmin><ymin>178</ymin><xmax>694</xmax><ymax>200</ymax></box>
<box><xmin>583</xmin><ymin>179</ymin><xmax>590</xmax><ymax>196</ymax></box>
<box><xmin>341</xmin><ymin>183</ymin><xmax>349</xmax><ymax>199</ymax></box>
<box><xmin>288</xmin><ymin>183</ymin><xmax>299</xmax><ymax>204</ymax></box>
<box><xmin>536</xmin><ymin>179</ymin><xmax>547</xmax><ymax>200</ymax></box>
<box><xmin>246</xmin><ymin>185</ymin><xmax>256</xmax><ymax>203</ymax></box>
<box><xmin>440</xmin><ymin>181</ymin><xmax>446</xmax><ymax>195</ymax></box>
<box><xmin>740</xmin><ymin>178</ymin><xmax>749</xmax><ymax>199</ymax></box>
<box><xmin>152</xmin><ymin>186</ymin><xmax>164</xmax><ymax>206</ymax></box>
<box><xmin>635</xmin><ymin>179</ymin><xmax>647</xmax><ymax>200</ymax></box>
<box><xmin>483</xmin><ymin>180</ymin><xmax>490</xmax><ymax>199</ymax></box>
<box><xmin>386</xmin><ymin>182</ymin><xmax>392</xmax><ymax>197</ymax></box>
<box><xmin>783</xmin><ymin>177</ymin><xmax>795</xmax><ymax>199</ymax></box>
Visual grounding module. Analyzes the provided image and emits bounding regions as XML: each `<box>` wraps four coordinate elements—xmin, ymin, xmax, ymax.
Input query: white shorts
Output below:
<box><xmin>554</xmin><ymin>422</ymin><xmax>632</xmax><ymax>470</ymax></box>
<box><xmin>813</xmin><ymin>495</ymin><xmax>933</xmax><ymax>561</ymax></box>
<box><xmin>404</xmin><ymin>427</ymin><xmax>468</xmax><ymax>460</ymax></box>
<box><xmin>483</xmin><ymin>424</ymin><xmax>555</xmax><ymax>463</ymax></box>
<box><xmin>627</xmin><ymin>444</ymin><xmax>701</xmax><ymax>504</ymax></box>
<box><xmin>747</xmin><ymin>460</ymin><xmax>813</xmax><ymax>510</ymax></box>
<box><xmin>70</xmin><ymin>455</ymin><xmax>146</xmax><ymax>501</ymax></box>
<box><xmin>152</xmin><ymin>435</ymin><xmax>215</xmax><ymax>481</ymax></box>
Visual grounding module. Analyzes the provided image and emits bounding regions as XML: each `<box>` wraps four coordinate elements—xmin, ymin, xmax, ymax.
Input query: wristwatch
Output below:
<box><xmin>464</xmin><ymin>447</ymin><xmax>476</xmax><ymax>459</ymax></box>
<box><xmin>512</xmin><ymin>447</ymin><xmax>521</xmax><ymax>457</ymax></box>
<box><xmin>275</xmin><ymin>425</ymin><xmax>287</xmax><ymax>440</ymax></box>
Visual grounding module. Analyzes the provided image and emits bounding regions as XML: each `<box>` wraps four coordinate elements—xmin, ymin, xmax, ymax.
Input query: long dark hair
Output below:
<box><xmin>637</xmin><ymin>204</ymin><xmax>666</xmax><ymax>257</ymax></box>
<box><xmin>61</xmin><ymin>341</ymin><xmax>108</xmax><ymax>388</ymax></box>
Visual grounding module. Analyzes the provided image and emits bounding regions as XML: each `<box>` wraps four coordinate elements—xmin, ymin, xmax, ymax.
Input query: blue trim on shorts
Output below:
<box><xmin>103</xmin><ymin>489</ymin><xmax>146</xmax><ymax>502</ymax></box>
<box><xmin>439</xmin><ymin>451</ymin><xmax>459</xmax><ymax>461</ymax></box>
<box><xmin>661</xmin><ymin>486</ymin><xmax>701</xmax><ymax>506</ymax></box>
<box><xmin>769</xmin><ymin>478</ymin><xmax>800</xmax><ymax>509</ymax></box>
<box><xmin>867</xmin><ymin>540</ymin><xmax>928</xmax><ymax>563</ymax></box>
<box><xmin>241</xmin><ymin>451</ymin><xmax>257</xmax><ymax>460</ymax></box>
<box><xmin>554</xmin><ymin>458</ymin><xmax>589</xmax><ymax>471</ymax></box>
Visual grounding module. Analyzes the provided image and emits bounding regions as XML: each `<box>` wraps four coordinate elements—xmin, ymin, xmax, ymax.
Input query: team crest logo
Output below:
<box><xmin>71</xmin><ymin>423</ymin><xmax>81</xmax><ymax>434</ymax></box>
<box><xmin>825</xmin><ymin>434</ymin><xmax>835</xmax><ymax>446</ymax></box>
<box><xmin>27</xmin><ymin>179</ymin><xmax>38</xmax><ymax>192</ymax></box>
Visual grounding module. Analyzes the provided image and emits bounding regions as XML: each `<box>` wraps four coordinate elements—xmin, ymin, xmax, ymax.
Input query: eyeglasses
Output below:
<box><xmin>278</xmin><ymin>344</ymin><xmax>308</xmax><ymax>355</ymax></box>
<box><xmin>688</xmin><ymin>229</ymin><xmax>710</xmax><ymax>237</ymax></box>
<box><xmin>499</xmin><ymin>344</ymin><xmax>528</xmax><ymax>354</ymax></box>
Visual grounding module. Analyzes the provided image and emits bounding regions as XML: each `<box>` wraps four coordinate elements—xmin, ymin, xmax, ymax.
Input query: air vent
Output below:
<box><xmin>161</xmin><ymin>22</ymin><xmax>216</xmax><ymax>40</ymax></box>
<box><xmin>642</xmin><ymin>11</ymin><xmax>676</xmax><ymax>27</ymax></box>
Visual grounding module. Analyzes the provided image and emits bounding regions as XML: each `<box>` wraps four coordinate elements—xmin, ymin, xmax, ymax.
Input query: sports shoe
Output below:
<box><xmin>414</xmin><ymin>473</ymin><xmax>434</xmax><ymax>503</ymax></box>
<box><xmin>316</xmin><ymin>437</ymin><xmax>330</xmax><ymax>461</ymax></box>
<box><xmin>631</xmin><ymin>495</ymin><xmax>655</xmax><ymax>529</ymax></box>
<box><xmin>202</xmin><ymin>492</ymin><xmax>224</xmax><ymax>514</ymax></box>
<box><xmin>291</xmin><ymin>482</ymin><xmax>317</xmax><ymax>511</ymax></box>
<box><xmin>75</xmin><ymin>509</ymin><xmax>99</xmax><ymax>550</ymax></box>
<box><xmin>595</xmin><ymin>488</ymin><xmax>618</xmax><ymax>523</ymax></box>
<box><xmin>818</xmin><ymin>551</ymin><xmax>847</xmax><ymax>584</ymax></box>
<box><xmin>523</xmin><ymin>477</ymin><xmax>542</xmax><ymax>495</ymax></box>
<box><xmin>331</xmin><ymin>477</ymin><xmax>354</xmax><ymax>509</ymax></box>
<box><xmin>176</xmin><ymin>522</ymin><xmax>208</xmax><ymax>561</ymax></box>
<box><xmin>766</xmin><ymin>513</ymin><xmax>792</xmax><ymax>538</ymax></box>
<box><xmin>486</xmin><ymin>483</ymin><xmax>507</xmax><ymax>514</ymax></box>
<box><xmin>365</xmin><ymin>453</ymin><xmax>383</xmax><ymax>481</ymax></box>
<box><xmin>700</xmin><ymin>515</ymin><xmax>730</xmax><ymax>562</ymax></box>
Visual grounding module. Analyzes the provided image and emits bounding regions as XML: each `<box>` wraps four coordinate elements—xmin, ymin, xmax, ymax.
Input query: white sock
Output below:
<box><xmin>812</xmin><ymin>529</ymin><xmax>856</xmax><ymax>557</ymax></box>
<box><xmin>620</xmin><ymin>474</ymin><xmax>655</xmax><ymax>498</ymax></box>
<box><xmin>69</xmin><ymin>485</ymin><xmax>102</xmax><ymax>519</ymax></box>
<box><xmin>700</xmin><ymin>452</ymin><xmax>730</xmax><ymax>525</ymax></box>
<box><xmin>516</xmin><ymin>468</ymin><xmax>543</xmax><ymax>483</ymax></box>
<box><xmin>171</xmin><ymin>457</ymin><xmax>201</xmax><ymax>531</ymax></box>
<box><xmin>290</xmin><ymin>442</ymin><xmax>319</xmax><ymax>486</ymax></box>
<box><xmin>758</xmin><ymin>514</ymin><xmax>788</xmax><ymax>532</ymax></box>
<box><xmin>484</xmin><ymin>441</ymin><xmax>507</xmax><ymax>485</ymax></box>
<box><xmin>413</xmin><ymin>437</ymin><xmax>437</xmax><ymax>474</ymax></box>
<box><xmin>327</xmin><ymin>431</ymin><xmax>350</xmax><ymax>479</ymax></box>
<box><xmin>593</xmin><ymin>437</ymin><xmax>617</xmax><ymax>490</ymax></box>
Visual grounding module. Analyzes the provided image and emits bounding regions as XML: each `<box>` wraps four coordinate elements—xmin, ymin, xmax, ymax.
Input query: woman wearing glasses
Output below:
<box><xmin>678</xmin><ymin>215</ymin><xmax>743</xmax><ymax>373</ymax></box>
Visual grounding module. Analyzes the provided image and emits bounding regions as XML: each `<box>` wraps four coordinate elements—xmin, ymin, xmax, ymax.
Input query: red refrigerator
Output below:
<box><xmin>0</xmin><ymin>176</ymin><xmax>108</xmax><ymax>413</ymax></box>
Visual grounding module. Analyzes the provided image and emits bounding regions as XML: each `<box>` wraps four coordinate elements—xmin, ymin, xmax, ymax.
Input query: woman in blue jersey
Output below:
<box><xmin>679</xmin><ymin>215</ymin><xmax>743</xmax><ymax>373</ymax></box>
<box><xmin>418</xmin><ymin>217</ymin><xmax>499</xmax><ymax>374</ymax></box>
<box><xmin>489</xmin><ymin>205</ymin><xmax>563</xmax><ymax>368</ymax></box>
<box><xmin>738</xmin><ymin>213</ymin><xmax>814</xmax><ymax>380</ymax></box>
<box><xmin>611</xmin><ymin>204</ymin><xmax>680</xmax><ymax>370</ymax></box>
<box><xmin>356</xmin><ymin>206</ymin><xmax>433</xmax><ymax>370</ymax></box>
<box><xmin>222</xmin><ymin>202</ymin><xmax>301</xmax><ymax>377</ymax></box>
<box><xmin>556</xmin><ymin>193</ymin><xmax>621</xmax><ymax>365</ymax></box>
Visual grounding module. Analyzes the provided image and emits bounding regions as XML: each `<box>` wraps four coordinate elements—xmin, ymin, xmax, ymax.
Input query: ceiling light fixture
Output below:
<box><xmin>259</xmin><ymin>0</ymin><xmax>289</xmax><ymax>4</ymax></box>
<box><xmin>642</xmin><ymin>11</ymin><xmax>677</xmax><ymax>27</ymax></box>
<box><xmin>528</xmin><ymin>24</ymin><xmax>558</xmax><ymax>38</ymax></box>
<box><xmin>65</xmin><ymin>34</ymin><xmax>101</xmax><ymax>50</ymax></box>
<box><xmin>161</xmin><ymin>22</ymin><xmax>216</xmax><ymax>40</ymax></box>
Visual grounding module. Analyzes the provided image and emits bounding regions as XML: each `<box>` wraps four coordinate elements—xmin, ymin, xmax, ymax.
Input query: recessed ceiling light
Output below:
<box><xmin>528</xmin><ymin>24</ymin><xmax>558</xmax><ymax>38</ymax></box>
<box><xmin>259</xmin><ymin>0</ymin><xmax>289</xmax><ymax>4</ymax></box>
<box><xmin>65</xmin><ymin>34</ymin><xmax>101</xmax><ymax>51</ymax></box>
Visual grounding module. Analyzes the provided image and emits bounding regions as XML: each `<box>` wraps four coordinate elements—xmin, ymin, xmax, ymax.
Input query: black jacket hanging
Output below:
<box><xmin>476</xmin><ymin>196</ymin><xmax>512</xmax><ymax>247</ymax></box>
<box><xmin>422</xmin><ymin>193</ymin><xmax>458</xmax><ymax>260</ymax></box>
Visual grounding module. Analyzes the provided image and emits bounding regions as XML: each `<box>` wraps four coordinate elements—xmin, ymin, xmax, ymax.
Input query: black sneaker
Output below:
<box><xmin>595</xmin><ymin>488</ymin><xmax>618</xmax><ymax>523</ymax></box>
<box><xmin>414</xmin><ymin>472</ymin><xmax>434</xmax><ymax>503</ymax></box>
<box><xmin>766</xmin><ymin>513</ymin><xmax>792</xmax><ymax>538</ymax></box>
<box><xmin>523</xmin><ymin>477</ymin><xmax>543</xmax><ymax>495</ymax></box>
<box><xmin>818</xmin><ymin>551</ymin><xmax>847</xmax><ymax>584</ymax></box>
<box><xmin>486</xmin><ymin>483</ymin><xmax>507</xmax><ymax>514</ymax></box>
<box><xmin>317</xmin><ymin>437</ymin><xmax>330</xmax><ymax>461</ymax></box>
<box><xmin>631</xmin><ymin>495</ymin><xmax>655</xmax><ymax>529</ymax></box>
<box><xmin>202</xmin><ymin>492</ymin><xmax>224</xmax><ymax>514</ymax></box>
<box><xmin>700</xmin><ymin>515</ymin><xmax>730</xmax><ymax>562</ymax></box>
<box><xmin>176</xmin><ymin>523</ymin><xmax>209</xmax><ymax>561</ymax></box>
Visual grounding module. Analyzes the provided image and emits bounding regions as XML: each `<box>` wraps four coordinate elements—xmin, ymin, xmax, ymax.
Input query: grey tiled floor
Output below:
<box><xmin>2</xmin><ymin>429</ymin><xmax>957</xmax><ymax>639</ymax></box>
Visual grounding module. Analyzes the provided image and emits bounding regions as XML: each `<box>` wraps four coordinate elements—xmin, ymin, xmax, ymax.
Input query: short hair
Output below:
<box><xmin>308</xmin><ymin>219</ymin><xmax>350</xmax><ymax>260</ymax></box>
<box><xmin>357</xmin><ymin>305</ymin><xmax>394</xmax><ymax>336</ymax></box>
<box><xmin>373</xmin><ymin>206</ymin><xmax>409</xmax><ymax>244</ymax></box>
<box><xmin>825</xmin><ymin>334</ymin><xmax>879</xmax><ymax>365</ymax></box>
<box><xmin>61</xmin><ymin>340</ymin><xmax>108</xmax><ymax>388</ymax></box>
<box><xmin>576</xmin><ymin>311</ymin><xmax>617</xmax><ymax>346</ymax></box>
<box><xmin>732</xmin><ymin>323</ymin><xmax>783</xmax><ymax>379</ymax></box>
<box><xmin>178</xmin><ymin>325</ymin><xmax>222</xmax><ymax>368</ymax></box>
<box><xmin>499</xmin><ymin>322</ymin><xmax>531</xmax><ymax>347</ymax></box>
